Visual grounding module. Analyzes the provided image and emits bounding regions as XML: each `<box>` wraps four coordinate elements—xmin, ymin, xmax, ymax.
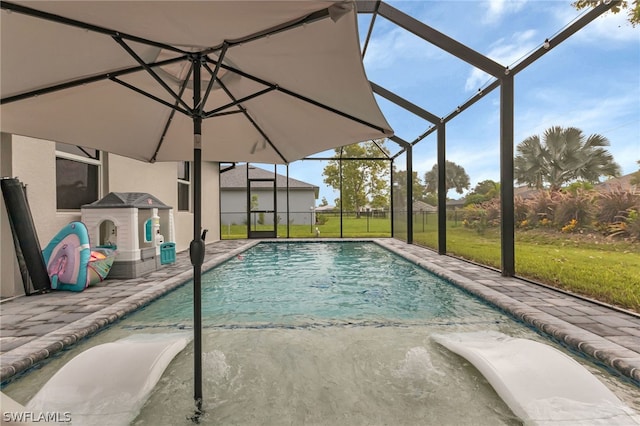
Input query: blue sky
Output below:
<box><xmin>286</xmin><ymin>0</ymin><xmax>640</xmax><ymax>205</ymax></box>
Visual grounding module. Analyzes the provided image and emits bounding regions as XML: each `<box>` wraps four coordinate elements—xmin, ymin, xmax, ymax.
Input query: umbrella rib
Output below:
<box><xmin>205</xmin><ymin>110</ymin><xmax>245</xmax><ymax>118</ymax></box>
<box><xmin>151</xmin><ymin>65</ymin><xmax>194</xmax><ymax>163</ymax></box>
<box><xmin>216</xmin><ymin>80</ymin><xmax>288</xmax><ymax>164</ymax></box>
<box><xmin>361</xmin><ymin>1</ymin><xmax>382</xmax><ymax>59</ymax></box>
<box><xmin>1</xmin><ymin>56</ymin><xmax>187</xmax><ymax>105</ymax></box>
<box><xmin>112</xmin><ymin>36</ymin><xmax>192</xmax><ymax>113</ymax></box>
<box><xmin>109</xmin><ymin>77</ymin><xmax>190</xmax><ymax>117</ymax></box>
<box><xmin>212</xmin><ymin>60</ymin><xmax>391</xmax><ymax>135</ymax></box>
<box><xmin>200</xmin><ymin>44</ymin><xmax>229</xmax><ymax>110</ymax></box>
<box><xmin>203</xmin><ymin>87</ymin><xmax>276</xmax><ymax>118</ymax></box>
<box><xmin>0</xmin><ymin>1</ymin><xmax>187</xmax><ymax>55</ymax></box>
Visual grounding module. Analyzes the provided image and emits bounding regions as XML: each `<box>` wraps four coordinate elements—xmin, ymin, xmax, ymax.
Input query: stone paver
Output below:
<box><xmin>1</xmin><ymin>238</ymin><xmax>639</xmax><ymax>388</ymax></box>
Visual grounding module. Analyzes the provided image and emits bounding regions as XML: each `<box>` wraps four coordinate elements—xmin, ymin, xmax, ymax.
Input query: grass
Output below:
<box><xmin>415</xmin><ymin>225</ymin><xmax>640</xmax><ymax>313</ymax></box>
<box><xmin>222</xmin><ymin>214</ymin><xmax>640</xmax><ymax>313</ymax></box>
<box><xmin>221</xmin><ymin>214</ymin><xmax>392</xmax><ymax>239</ymax></box>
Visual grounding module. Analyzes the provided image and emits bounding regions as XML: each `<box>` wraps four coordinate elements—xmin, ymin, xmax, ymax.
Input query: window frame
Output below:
<box><xmin>55</xmin><ymin>145</ymin><xmax>102</xmax><ymax>212</ymax></box>
<box><xmin>177</xmin><ymin>161</ymin><xmax>191</xmax><ymax>212</ymax></box>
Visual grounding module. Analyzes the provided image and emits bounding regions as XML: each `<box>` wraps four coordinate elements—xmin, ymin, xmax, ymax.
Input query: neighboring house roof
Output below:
<box><xmin>220</xmin><ymin>164</ymin><xmax>319</xmax><ymax>197</ymax></box>
<box><xmin>446</xmin><ymin>199</ymin><xmax>465</xmax><ymax>208</ymax></box>
<box><xmin>413</xmin><ymin>200</ymin><xmax>437</xmax><ymax>212</ymax></box>
<box><xmin>315</xmin><ymin>205</ymin><xmax>337</xmax><ymax>211</ymax></box>
<box><xmin>512</xmin><ymin>174</ymin><xmax>639</xmax><ymax>199</ymax></box>
<box><xmin>595</xmin><ymin>174</ymin><xmax>638</xmax><ymax>193</ymax></box>
<box><xmin>82</xmin><ymin>192</ymin><xmax>172</xmax><ymax>209</ymax></box>
<box><xmin>514</xmin><ymin>186</ymin><xmax>540</xmax><ymax>199</ymax></box>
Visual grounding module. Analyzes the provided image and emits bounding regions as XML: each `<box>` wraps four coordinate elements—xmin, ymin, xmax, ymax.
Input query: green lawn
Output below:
<box><xmin>414</xmin><ymin>225</ymin><xmax>640</xmax><ymax>313</ymax></box>
<box><xmin>222</xmin><ymin>215</ymin><xmax>640</xmax><ymax>312</ymax></box>
<box><xmin>221</xmin><ymin>214</ymin><xmax>392</xmax><ymax>239</ymax></box>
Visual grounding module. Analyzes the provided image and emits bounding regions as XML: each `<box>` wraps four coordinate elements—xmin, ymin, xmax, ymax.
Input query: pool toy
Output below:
<box><xmin>42</xmin><ymin>222</ymin><xmax>116</xmax><ymax>292</ymax></box>
<box><xmin>432</xmin><ymin>331</ymin><xmax>640</xmax><ymax>425</ymax></box>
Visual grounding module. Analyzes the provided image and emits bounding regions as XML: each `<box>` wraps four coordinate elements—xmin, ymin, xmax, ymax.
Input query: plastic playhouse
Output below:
<box><xmin>81</xmin><ymin>192</ymin><xmax>176</xmax><ymax>279</ymax></box>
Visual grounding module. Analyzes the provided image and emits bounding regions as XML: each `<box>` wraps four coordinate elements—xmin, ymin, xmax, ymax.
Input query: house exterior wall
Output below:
<box><xmin>105</xmin><ymin>156</ymin><xmax>221</xmax><ymax>250</ymax></box>
<box><xmin>0</xmin><ymin>133</ymin><xmax>220</xmax><ymax>298</ymax></box>
<box><xmin>1</xmin><ymin>133</ymin><xmax>22</xmax><ymax>298</ymax></box>
<box><xmin>220</xmin><ymin>188</ymin><xmax>317</xmax><ymax>227</ymax></box>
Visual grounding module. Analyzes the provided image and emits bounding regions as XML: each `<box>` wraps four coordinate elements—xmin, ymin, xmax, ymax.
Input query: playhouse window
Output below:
<box><xmin>55</xmin><ymin>143</ymin><xmax>101</xmax><ymax>210</ymax></box>
<box><xmin>177</xmin><ymin>161</ymin><xmax>190</xmax><ymax>212</ymax></box>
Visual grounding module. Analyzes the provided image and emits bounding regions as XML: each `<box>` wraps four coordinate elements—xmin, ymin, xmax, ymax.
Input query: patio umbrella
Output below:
<box><xmin>0</xmin><ymin>0</ymin><xmax>393</xmax><ymax>417</ymax></box>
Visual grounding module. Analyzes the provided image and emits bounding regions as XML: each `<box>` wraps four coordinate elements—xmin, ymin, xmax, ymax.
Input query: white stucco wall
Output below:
<box><xmin>0</xmin><ymin>133</ymin><xmax>220</xmax><ymax>298</ymax></box>
<box><xmin>1</xmin><ymin>133</ymin><xmax>23</xmax><ymax>298</ymax></box>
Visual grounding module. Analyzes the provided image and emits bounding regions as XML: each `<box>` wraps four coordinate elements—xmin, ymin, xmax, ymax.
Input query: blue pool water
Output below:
<box><xmin>127</xmin><ymin>242</ymin><xmax>505</xmax><ymax>327</ymax></box>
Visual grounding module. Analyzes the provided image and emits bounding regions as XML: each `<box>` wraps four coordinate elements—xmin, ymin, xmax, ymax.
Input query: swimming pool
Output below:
<box><xmin>4</xmin><ymin>242</ymin><xmax>639</xmax><ymax>425</ymax></box>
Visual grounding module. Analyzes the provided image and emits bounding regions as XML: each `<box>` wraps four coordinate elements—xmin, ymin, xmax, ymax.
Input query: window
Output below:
<box><xmin>56</xmin><ymin>143</ymin><xmax>101</xmax><ymax>210</ymax></box>
<box><xmin>177</xmin><ymin>161</ymin><xmax>190</xmax><ymax>211</ymax></box>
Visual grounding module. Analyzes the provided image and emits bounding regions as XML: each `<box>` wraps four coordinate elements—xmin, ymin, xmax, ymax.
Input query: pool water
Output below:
<box><xmin>128</xmin><ymin>242</ymin><xmax>510</xmax><ymax>327</ymax></box>
<box><xmin>4</xmin><ymin>242</ymin><xmax>639</xmax><ymax>425</ymax></box>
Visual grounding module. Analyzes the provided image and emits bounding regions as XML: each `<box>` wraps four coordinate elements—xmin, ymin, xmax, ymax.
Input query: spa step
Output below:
<box><xmin>432</xmin><ymin>331</ymin><xmax>640</xmax><ymax>426</ymax></box>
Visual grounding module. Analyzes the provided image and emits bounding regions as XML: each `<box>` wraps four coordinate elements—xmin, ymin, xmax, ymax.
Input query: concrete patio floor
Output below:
<box><xmin>1</xmin><ymin>238</ymin><xmax>639</xmax><ymax>386</ymax></box>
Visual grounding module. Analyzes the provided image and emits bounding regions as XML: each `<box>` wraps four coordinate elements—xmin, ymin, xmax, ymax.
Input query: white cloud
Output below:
<box><xmin>363</xmin><ymin>27</ymin><xmax>442</xmax><ymax>71</ymax></box>
<box><xmin>517</xmin><ymin>90</ymin><xmax>638</xmax><ymax>137</ymax></box>
<box><xmin>551</xmin><ymin>3</ymin><xmax>640</xmax><ymax>44</ymax></box>
<box><xmin>464</xmin><ymin>29</ymin><xmax>539</xmax><ymax>91</ymax></box>
<box><xmin>483</xmin><ymin>0</ymin><xmax>528</xmax><ymax>25</ymax></box>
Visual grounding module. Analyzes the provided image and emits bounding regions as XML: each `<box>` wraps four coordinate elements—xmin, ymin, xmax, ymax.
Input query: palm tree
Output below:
<box><xmin>424</xmin><ymin>161</ymin><xmax>470</xmax><ymax>195</ymax></box>
<box><xmin>514</xmin><ymin>126</ymin><xmax>621</xmax><ymax>192</ymax></box>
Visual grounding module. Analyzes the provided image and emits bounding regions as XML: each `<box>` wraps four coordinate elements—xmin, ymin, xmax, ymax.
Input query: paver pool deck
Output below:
<box><xmin>1</xmin><ymin>238</ymin><xmax>639</xmax><ymax>385</ymax></box>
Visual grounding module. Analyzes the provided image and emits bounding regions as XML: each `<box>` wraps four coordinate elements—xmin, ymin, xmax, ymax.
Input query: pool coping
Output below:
<box><xmin>1</xmin><ymin>238</ymin><xmax>639</xmax><ymax>387</ymax></box>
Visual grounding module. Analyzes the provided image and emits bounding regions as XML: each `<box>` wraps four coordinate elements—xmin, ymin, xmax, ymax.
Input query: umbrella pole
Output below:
<box><xmin>190</xmin><ymin>55</ymin><xmax>205</xmax><ymax>421</ymax></box>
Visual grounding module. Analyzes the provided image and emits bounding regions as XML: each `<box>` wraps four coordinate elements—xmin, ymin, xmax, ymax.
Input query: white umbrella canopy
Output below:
<box><xmin>1</xmin><ymin>1</ymin><xmax>393</xmax><ymax>164</ymax></box>
<box><xmin>1</xmin><ymin>1</ymin><xmax>392</xmax><ymax>417</ymax></box>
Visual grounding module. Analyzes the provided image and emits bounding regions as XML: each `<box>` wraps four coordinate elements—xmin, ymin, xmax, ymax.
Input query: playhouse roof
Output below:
<box><xmin>82</xmin><ymin>192</ymin><xmax>172</xmax><ymax>210</ymax></box>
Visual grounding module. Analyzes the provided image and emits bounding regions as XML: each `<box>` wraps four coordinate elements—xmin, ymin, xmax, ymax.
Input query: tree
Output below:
<box><xmin>320</xmin><ymin>196</ymin><xmax>329</xmax><ymax>207</ymax></box>
<box><xmin>465</xmin><ymin>180</ymin><xmax>500</xmax><ymax>205</ymax></box>
<box><xmin>514</xmin><ymin>126</ymin><xmax>621</xmax><ymax>192</ymax></box>
<box><xmin>424</xmin><ymin>161</ymin><xmax>471</xmax><ymax>196</ymax></box>
<box><xmin>573</xmin><ymin>0</ymin><xmax>639</xmax><ymax>27</ymax></box>
<box><xmin>323</xmin><ymin>140</ymin><xmax>390</xmax><ymax>215</ymax></box>
<box><xmin>392</xmin><ymin>169</ymin><xmax>426</xmax><ymax>209</ymax></box>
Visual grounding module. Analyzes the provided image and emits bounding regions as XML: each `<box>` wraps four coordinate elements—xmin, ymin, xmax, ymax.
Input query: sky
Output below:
<box><xmin>282</xmin><ymin>0</ymin><xmax>640</xmax><ymax>205</ymax></box>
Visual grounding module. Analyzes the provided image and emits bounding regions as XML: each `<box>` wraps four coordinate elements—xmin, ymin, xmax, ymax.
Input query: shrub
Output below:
<box><xmin>565</xmin><ymin>181</ymin><xmax>594</xmax><ymax>194</ymax></box>
<box><xmin>460</xmin><ymin>199</ymin><xmax>500</xmax><ymax>234</ymax></box>
<box><xmin>554</xmin><ymin>189</ymin><xmax>595</xmax><ymax>231</ymax></box>
<box><xmin>482</xmin><ymin>198</ymin><xmax>501</xmax><ymax>225</ymax></box>
<box><xmin>461</xmin><ymin>204</ymin><xmax>486</xmax><ymax>232</ymax></box>
<box><xmin>561</xmin><ymin>218</ymin><xmax>579</xmax><ymax>233</ymax></box>
<box><xmin>525</xmin><ymin>190</ymin><xmax>557</xmax><ymax>226</ymax></box>
<box><xmin>625</xmin><ymin>209</ymin><xmax>640</xmax><ymax>240</ymax></box>
<box><xmin>514</xmin><ymin>196</ymin><xmax>528</xmax><ymax>223</ymax></box>
<box><xmin>607</xmin><ymin>208</ymin><xmax>640</xmax><ymax>241</ymax></box>
<box><xmin>596</xmin><ymin>187</ymin><xmax>640</xmax><ymax>224</ymax></box>
<box><xmin>316</xmin><ymin>214</ymin><xmax>329</xmax><ymax>225</ymax></box>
